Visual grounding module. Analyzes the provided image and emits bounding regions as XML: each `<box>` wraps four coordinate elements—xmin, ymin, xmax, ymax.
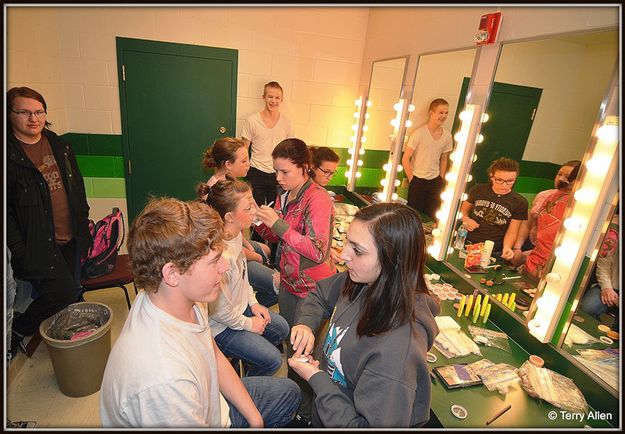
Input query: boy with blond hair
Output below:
<box><xmin>100</xmin><ymin>197</ymin><xmax>300</xmax><ymax>428</ymax></box>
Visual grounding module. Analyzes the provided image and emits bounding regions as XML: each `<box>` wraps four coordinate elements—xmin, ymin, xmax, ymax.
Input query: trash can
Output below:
<box><xmin>39</xmin><ymin>301</ymin><xmax>113</xmax><ymax>397</ymax></box>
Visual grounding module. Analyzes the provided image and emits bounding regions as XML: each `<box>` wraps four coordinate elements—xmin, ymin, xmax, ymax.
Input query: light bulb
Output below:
<box><xmin>351</xmin><ymin>124</ymin><xmax>358</xmax><ymax>131</ymax></box>
<box><xmin>477</xmin><ymin>134</ymin><xmax>484</xmax><ymax>143</ymax></box>
<box><xmin>391</xmin><ymin>193</ymin><xmax>398</xmax><ymax>200</ymax></box>
<box><xmin>473</xmin><ymin>154</ymin><xmax>478</xmax><ymax>162</ymax></box>
<box><xmin>357</xmin><ymin>160</ymin><xmax>363</xmax><ymax>166</ymax></box>
<box><xmin>345</xmin><ymin>171</ymin><xmax>352</xmax><ymax>177</ymax></box>
<box><xmin>359</xmin><ymin>149</ymin><xmax>365</xmax><ymax>155</ymax></box>
<box><xmin>449</xmin><ymin>152</ymin><xmax>460</xmax><ymax>162</ymax></box>
<box><xmin>405</xmin><ymin>120</ymin><xmax>413</xmax><ymax>128</ymax></box>
<box><xmin>408</xmin><ymin>104</ymin><xmax>415</xmax><ymax>112</ymax></box>
<box><xmin>397</xmin><ymin>165</ymin><xmax>403</xmax><ymax>172</ymax></box>
<box><xmin>362</xmin><ymin>125</ymin><xmax>368</xmax><ymax>132</ymax></box>
<box><xmin>431</xmin><ymin>228</ymin><xmax>441</xmax><ymax>237</ymax></box>
<box><xmin>427</xmin><ymin>244</ymin><xmax>441</xmax><ymax>257</ymax></box>
<box><xmin>361</xmin><ymin>136</ymin><xmax>367</xmax><ymax>143</ymax></box>
<box><xmin>365</xmin><ymin>113</ymin><xmax>370</xmax><ymax>119</ymax></box>
<box><xmin>355</xmin><ymin>172</ymin><xmax>362</xmax><ymax>178</ymax></box>
<box><xmin>390</xmin><ymin>119</ymin><xmax>399</xmax><ymax>127</ymax></box>
<box><xmin>545</xmin><ymin>273</ymin><xmax>561</xmax><ymax>285</ymax></box>
<box><xmin>456</xmin><ymin>212</ymin><xmax>463</xmax><ymax>220</ymax></box>
<box><xmin>440</xmin><ymin>191</ymin><xmax>451</xmax><ymax>201</ymax></box>
<box><xmin>462</xmin><ymin>193</ymin><xmax>468</xmax><ymax>201</ymax></box>
<box><xmin>380</xmin><ymin>179</ymin><xmax>387</xmax><ymax>186</ymax></box>
<box><xmin>459</xmin><ymin>110</ymin><xmax>472</xmax><ymax>122</ymax></box>
<box><xmin>355</xmin><ymin>98</ymin><xmax>362</xmax><ymax>106</ymax></box>
<box><xmin>555</xmin><ymin>242</ymin><xmax>578</xmax><ymax>264</ymax></box>
<box><xmin>586</xmin><ymin>156</ymin><xmax>611</xmax><ymax>173</ymax></box>
<box><xmin>563</xmin><ymin>216</ymin><xmax>585</xmax><ymax>232</ymax></box>
<box><xmin>393</xmin><ymin>102</ymin><xmax>402</xmax><ymax>111</ymax></box>
<box><xmin>445</xmin><ymin>172</ymin><xmax>458</xmax><ymax>182</ymax></box>
<box><xmin>574</xmin><ymin>188</ymin><xmax>596</xmax><ymax>204</ymax></box>
<box><xmin>366</xmin><ymin>100</ymin><xmax>373</xmax><ymax>107</ymax></box>
<box><xmin>346</xmin><ymin>159</ymin><xmax>353</xmax><ymax>166</ymax></box>
<box><xmin>454</xmin><ymin>132</ymin><xmax>468</xmax><ymax>143</ymax></box>
<box><xmin>350</xmin><ymin>136</ymin><xmax>357</xmax><ymax>143</ymax></box>
<box><xmin>435</xmin><ymin>210</ymin><xmax>445</xmax><ymax>220</ymax></box>
<box><xmin>596</xmin><ymin>124</ymin><xmax>617</xmax><ymax>143</ymax></box>
<box><xmin>395</xmin><ymin>180</ymin><xmax>401</xmax><ymax>187</ymax></box>
<box><xmin>467</xmin><ymin>175</ymin><xmax>473</xmax><ymax>182</ymax></box>
<box><xmin>353</xmin><ymin>112</ymin><xmax>360</xmax><ymax>119</ymax></box>
<box><xmin>383</xmin><ymin>163</ymin><xmax>390</xmax><ymax>172</ymax></box>
<box><xmin>481</xmin><ymin>113</ymin><xmax>490</xmax><ymax>122</ymax></box>
<box><xmin>348</xmin><ymin>148</ymin><xmax>354</xmax><ymax>155</ymax></box>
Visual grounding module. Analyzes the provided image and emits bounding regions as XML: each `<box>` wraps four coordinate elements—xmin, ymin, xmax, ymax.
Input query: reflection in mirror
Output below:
<box><xmin>445</xmin><ymin>29</ymin><xmax>618</xmax><ymax>323</ymax></box>
<box><xmin>403</xmin><ymin>48</ymin><xmax>477</xmax><ymax>245</ymax></box>
<box><xmin>561</xmin><ymin>201</ymin><xmax>619</xmax><ymax>392</ymax></box>
<box><xmin>351</xmin><ymin>56</ymin><xmax>408</xmax><ymax>201</ymax></box>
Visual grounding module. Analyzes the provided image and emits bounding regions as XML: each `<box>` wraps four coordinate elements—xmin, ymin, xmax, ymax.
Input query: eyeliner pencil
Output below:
<box><xmin>486</xmin><ymin>404</ymin><xmax>511</xmax><ymax>425</ymax></box>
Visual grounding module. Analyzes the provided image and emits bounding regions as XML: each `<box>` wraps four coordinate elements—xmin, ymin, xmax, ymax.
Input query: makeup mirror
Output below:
<box><xmin>349</xmin><ymin>56</ymin><xmax>408</xmax><ymax>200</ymax></box>
<box><xmin>558</xmin><ymin>197</ymin><xmax>619</xmax><ymax>393</ymax></box>
<box><xmin>403</xmin><ymin>48</ymin><xmax>478</xmax><ymax>243</ymax></box>
<box><xmin>443</xmin><ymin>29</ymin><xmax>618</xmax><ymax>323</ymax></box>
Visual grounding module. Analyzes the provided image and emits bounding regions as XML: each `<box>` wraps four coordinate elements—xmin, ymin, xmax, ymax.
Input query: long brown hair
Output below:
<box><xmin>342</xmin><ymin>202</ymin><xmax>434</xmax><ymax>337</ymax></box>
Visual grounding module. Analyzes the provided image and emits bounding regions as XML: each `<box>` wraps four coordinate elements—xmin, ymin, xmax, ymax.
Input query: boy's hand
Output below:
<box><xmin>250</xmin><ymin>316</ymin><xmax>266</xmax><ymax>334</ymax></box>
<box><xmin>290</xmin><ymin>324</ymin><xmax>315</xmax><ymax>357</ymax></box>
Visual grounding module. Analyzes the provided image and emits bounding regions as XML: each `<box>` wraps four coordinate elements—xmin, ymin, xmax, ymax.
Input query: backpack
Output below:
<box><xmin>81</xmin><ymin>207</ymin><xmax>125</xmax><ymax>279</ymax></box>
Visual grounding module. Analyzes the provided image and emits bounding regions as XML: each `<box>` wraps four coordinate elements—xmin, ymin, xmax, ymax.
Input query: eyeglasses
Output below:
<box><xmin>491</xmin><ymin>176</ymin><xmax>516</xmax><ymax>185</ymax></box>
<box><xmin>317</xmin><ymin>167</ymin><xmax>337</xmax><ymax>178</ymax></box>
<box><xmin>11</xmin><ymin>109</ymin><xmax>47</xmax><ymax>119</ymax></box>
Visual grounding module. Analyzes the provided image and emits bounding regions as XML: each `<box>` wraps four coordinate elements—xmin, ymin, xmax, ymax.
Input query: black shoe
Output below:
<box><xmin>285</xmin><ymin>414</ymin><xmax>312</xmax><ymax>428</ymax></box>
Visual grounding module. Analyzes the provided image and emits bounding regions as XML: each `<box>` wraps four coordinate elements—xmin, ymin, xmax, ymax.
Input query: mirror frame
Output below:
<box><xmin>345</xmin><ymin>55</ymin><xmax>410</xmax><ymax>200</ymax></box>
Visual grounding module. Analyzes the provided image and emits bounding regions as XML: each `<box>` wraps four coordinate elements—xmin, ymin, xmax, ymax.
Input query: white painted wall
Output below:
<box><xmin>6</xmin><ymin>6</ymin><xmax>370</xmax><ymax>149</ymax></box>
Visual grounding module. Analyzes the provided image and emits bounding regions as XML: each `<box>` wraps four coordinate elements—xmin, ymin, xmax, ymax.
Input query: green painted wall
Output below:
<box><xmin>64</xmin><ymin>132</ymin><xmax>559</xmax><ymax>200</ymax></box>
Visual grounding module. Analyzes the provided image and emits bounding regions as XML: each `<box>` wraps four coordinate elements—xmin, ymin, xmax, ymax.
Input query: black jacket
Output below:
<box><xmin>7</xmin><ymin>129</ymin><xmax>91</xmax><ymax>279</ymax></box>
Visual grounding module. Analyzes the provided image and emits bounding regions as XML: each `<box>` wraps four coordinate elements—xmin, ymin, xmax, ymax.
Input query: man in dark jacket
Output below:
<box><xmin>7</xmin><ymin>87</ymin><xmax>91</xmax><ymax>355</ymax></box>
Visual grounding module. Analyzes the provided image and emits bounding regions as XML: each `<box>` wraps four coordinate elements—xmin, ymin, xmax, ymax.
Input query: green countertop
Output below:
<box><xmin>428</xmin><ymin>297</ymin><xmax>615</xmax><ymax>428</ymax></box>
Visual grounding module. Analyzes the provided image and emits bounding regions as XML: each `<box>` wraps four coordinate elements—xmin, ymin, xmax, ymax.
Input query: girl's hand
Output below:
<box><xmin>288</xmin><ymin>356</ymin><xmax>321</xmax><ymax>382</ymax></box>
<box><xmin>254</xmin><ymin>204</ymin><xmax>280</xmax><ymax>228</ymax></box>
<box><xmin>290</xmin><ymin>324</ymin><xmax>315</xmax><ymax>357</ymax></box>
<box><xmin>251</xmin><ymin>303</ymin><xmax>271</xmax><ymax>324</ymax></box>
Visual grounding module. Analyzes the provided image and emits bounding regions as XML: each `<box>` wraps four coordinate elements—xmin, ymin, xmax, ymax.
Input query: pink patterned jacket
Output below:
<box><xmin>255</xmin><ymin>180</ymin><xmax>336</xmax><ymax>298</ymax></box>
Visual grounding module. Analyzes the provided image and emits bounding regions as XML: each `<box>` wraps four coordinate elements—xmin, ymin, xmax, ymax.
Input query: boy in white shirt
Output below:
<box><xmin>99</xmin><ymin>197</ymin><xmax>300</xmax><ymax>428</ymax></box>
<box><xmin>242</xmin><ymin>81</ymin><xmax>295</xmax><ymax>208</ymax></box>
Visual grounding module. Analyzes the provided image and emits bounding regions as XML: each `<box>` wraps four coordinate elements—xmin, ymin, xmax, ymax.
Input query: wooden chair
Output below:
<box><xmin>78</xmin><ymin>254</ymin><xmax>134</xmax><ymax>310</ymax></box>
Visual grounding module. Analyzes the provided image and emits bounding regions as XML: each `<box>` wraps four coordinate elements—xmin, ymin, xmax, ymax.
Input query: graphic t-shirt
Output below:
<box><xmin>465</xmin><ymin>183</ymin><xmax>528</xmax><ymax>252</ymax></box>
<box><xmin>20</xmin><ymin>136</ymin><xmax>72</xmax><ymax>244</ymax></box>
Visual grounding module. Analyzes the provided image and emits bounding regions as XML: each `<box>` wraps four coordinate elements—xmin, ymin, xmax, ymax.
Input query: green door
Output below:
<box><xmin>117</xmin><ymin>37</ymin><xmax>237</xmax><ymax>222</ymax></box>
<box><xmin>453</xmin><ymin>78</ymin><xmax>542</xmax><ymax>186</ymax></box>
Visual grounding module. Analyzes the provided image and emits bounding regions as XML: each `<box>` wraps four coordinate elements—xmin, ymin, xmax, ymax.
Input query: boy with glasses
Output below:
<box><xmin>460</xmin><ymin>157</ymin><xmax>528</xmax><ymax>260</ymax></box>
<box><xmin>7</xmin><ymin>87</ymin><xmax>91</xmax><ymax>357</ymax></box>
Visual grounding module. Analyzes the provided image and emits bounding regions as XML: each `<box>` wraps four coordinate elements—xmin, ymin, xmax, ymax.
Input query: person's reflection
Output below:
<box><xmin>580</xmin><ymin>212</ymin><xmax>619</xmax><ymax>332</ymax></box>
<box><xmin>460</xmin><ymin>157</ymin><xmax>528</xmax><ymax>260</ymax></box>
<box><xmin>517</xmin><ymin>161</ymin><xmax>581</xmax><ymax>278</ymax></box>
<box><xmin>512</xmin><ymin>160</ymin><xmax>581</xmax><ymax>265</ymax></box>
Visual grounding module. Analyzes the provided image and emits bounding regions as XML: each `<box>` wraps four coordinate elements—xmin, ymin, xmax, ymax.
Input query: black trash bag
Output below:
<box><xmin>45</xmin><ymin>303</ymin><xmax>111</xmax><ymax>340</ymax></box>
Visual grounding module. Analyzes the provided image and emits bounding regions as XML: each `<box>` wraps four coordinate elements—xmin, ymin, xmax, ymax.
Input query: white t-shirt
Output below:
<box><xmin>209</xmin><ymin>232</ymin><xmax>259</xmax><ymax>337</ymax></box>
<box><xmin>100</xmin><ymin>291</ymin><xmax>231</xmax><ymax>428</ymax></box>
<box><xmin>406</xmin><ymin>124</ymin><xmax>453</xmax><ymax>180</ymax></box>
<box><xmin>242</xmin><ymin>112</ymin><xmax>294</xmax><ymax>173</ymax></box>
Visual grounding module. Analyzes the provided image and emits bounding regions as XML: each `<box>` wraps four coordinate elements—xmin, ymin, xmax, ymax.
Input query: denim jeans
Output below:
<box><xmin>227</xmin><ymin>376</ymin><xmax>301</xmax><ymax>428</ymax></box>
<box><xmin>248</xmin><ymin>261</ymin><xmax>278</xmax><ymax>308</ymax></box>
<box><xmin>580</xmin><ymin>283</ymin><xmax>619</xmax><ymax>331</ymax></box>
<box><xmin>214</xmin><ymin>306</ymin><xmax>289</xmax><ymax>376</ymax></box>
<box><xmin>6</xmin><ymin>247</ymin><xmax>17</xmax><ymax>345</ymax></box>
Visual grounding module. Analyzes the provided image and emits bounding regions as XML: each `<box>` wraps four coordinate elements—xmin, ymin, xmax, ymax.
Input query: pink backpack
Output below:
<box><xmin>81</xmin><ymin>207</ymin><xmax>125</xmax><ymax>279</ymax></box>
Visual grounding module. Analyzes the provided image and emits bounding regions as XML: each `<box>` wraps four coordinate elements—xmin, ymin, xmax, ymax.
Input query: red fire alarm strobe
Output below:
<box><xmin>475</xmin><ymin>12</ymin><xmax>502</xmax><ymax>45</ymax></box>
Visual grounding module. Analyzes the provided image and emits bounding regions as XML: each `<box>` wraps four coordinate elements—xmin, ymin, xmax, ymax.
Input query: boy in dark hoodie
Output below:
<box><xmin>289</xmin><ymin>202</ymin><xmax>440</xmax><ymax>428</ymax></box>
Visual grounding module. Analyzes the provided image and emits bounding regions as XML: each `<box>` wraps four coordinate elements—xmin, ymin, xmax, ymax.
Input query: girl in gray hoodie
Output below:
<box><xmin>289</xmin><ymin>202</ymin><xmax>440</xmax><ymax>427</ymax></box>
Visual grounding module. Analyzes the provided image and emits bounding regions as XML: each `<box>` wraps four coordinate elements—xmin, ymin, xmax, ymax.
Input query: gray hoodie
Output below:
<box><xmin>296</xmin><ymin>272</ymin><xmax>440</xmax><ymax>428</ymax></box>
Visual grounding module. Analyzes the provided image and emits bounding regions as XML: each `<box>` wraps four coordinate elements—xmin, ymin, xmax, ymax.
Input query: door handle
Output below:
<box><xmin>219</xmin><ymin>126</ymin><xmax>226</xmax><ymax>134</ymax></box>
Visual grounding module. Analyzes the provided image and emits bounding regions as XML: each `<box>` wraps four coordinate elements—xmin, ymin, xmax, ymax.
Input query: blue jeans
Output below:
<box><xmin>248</xmin><ymin>261</ymin><xmax>278</xmax><ymax>308</ymax></box>
<box><xmin>214</xmin><ymin>306</ymin><xmax>289</xmax><ymax>376</ymax></box>
<box><xmin>6</xmin><ymin>247</ymin><xmax>17</xmax><ymax>345</ymax></box>
<box><xmin>227</xmin><ymin>376</ymin><xmax>300</xmax><ymax>428</ymax></box>
<box><xmin>580</xmin><ymin>283</ymin><xmax>619</xmax><ymax>331</ymax></box>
